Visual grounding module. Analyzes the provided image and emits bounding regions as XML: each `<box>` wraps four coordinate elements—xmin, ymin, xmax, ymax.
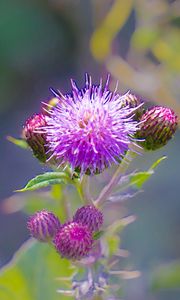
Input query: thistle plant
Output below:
<box><xmin>5</xmin><ymin>74</ymin><xmax>178</xmax><ymax>300</ymax></box>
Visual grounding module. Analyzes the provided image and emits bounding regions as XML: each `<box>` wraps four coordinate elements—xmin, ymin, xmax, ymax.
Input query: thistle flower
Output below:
<box><xmin>42</xmin><ymin>75</ymin><xmax>140</xmax><ymax>175</ymax></box>
<box><xmin>73</xmin><ymin>205</ymin><xmax>103</xmax><ymax>232</ymax></box>
<box><xmin>23</xmin><ymin>113</ymin><xmax>48</xmax><ymax>162</ymax></box>
<box><xmin>54</xmin><ymin>222</ymin><xmax>93</xmax><ymax>260</ymax></box>
<box><xmin>136</xmin><ymin>106</ymin><xmax>178</xmax><ymax>150</ymax></box>
<box><xmin>27</xmin><ymin>210</ymin><xmax>61</xmax><ymax>242</ymax></box>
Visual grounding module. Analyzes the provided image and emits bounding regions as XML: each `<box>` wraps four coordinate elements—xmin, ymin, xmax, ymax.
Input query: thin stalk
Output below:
<box><xmin>81</xmin><ymin>175</ymin><xmax>94</xmax><ymax>204</ymax></box>
<box><xmin>95</xmin><ymin>150</ymin><xmax>137</xmax><ymax>208</ymax></box>
<box><xmin>76</xmin><ymin>175</ymin><xmax>94</xmax><ymax>205</ymax></box>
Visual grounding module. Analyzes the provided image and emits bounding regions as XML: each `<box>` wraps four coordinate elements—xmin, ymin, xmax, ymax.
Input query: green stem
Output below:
<box><xmin>95</xmin><ymin>150</ymin><xmax>137</xmax><ymax>208</ymax></box>
<box><xmin>76</xmin><ymin>175</ymin><xmax>94</xmax><ymax>205</ymax></box>
<box><xmin>81</xmin><ymin>175</ymin><xmax>94</xmax><ymax>205</ymax></box>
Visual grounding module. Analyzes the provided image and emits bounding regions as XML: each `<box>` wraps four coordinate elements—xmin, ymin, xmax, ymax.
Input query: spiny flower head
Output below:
<box><xmin>73</xmin><ymin>205</ymin><xmax>103</xmax><ymax>232</ymax></box>
<box><xmin>136</xmin><ymin>106</ymin><xmax>178</xmax><ymax>150</ymax></box>
<box><xmin>54</xmin><ymin>221</ymin><xmax>93</xmax><ymax>260</ymax></box>
<box><xmin>23</xmin><ymin>113</ymin><xmax>48</xmax><ymax>162</ymax></box>
<box><xmin>27</xmin><ymin>210</ymin><xmax>61</xmax><ymax>242</ymax></box>
<box><xmin>43</xmin><ymin>75</ymin><xmax>140</xmax><ymax>175</ymax></box>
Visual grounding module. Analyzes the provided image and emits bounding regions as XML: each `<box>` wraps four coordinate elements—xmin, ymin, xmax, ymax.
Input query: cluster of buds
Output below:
<box><xmin>27</xmin><ymin>205</ymin><xmax>103</xmax><ymax>260</ymax></box>
<box><xmin>19</xmin><ymin>76</ymin><xmax>178</xmax><ymax>299</ymax></box>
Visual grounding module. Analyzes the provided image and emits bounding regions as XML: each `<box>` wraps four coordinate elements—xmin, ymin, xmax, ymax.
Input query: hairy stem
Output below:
<box><xmin>95</xmin><ymin>150</ymin><xmax>137</xmax><ymax>207</ymax></box>
<box><xmin>76</xmin><ymin>175</ymin><xmax>94</xmax><ymax>205</ymax></box>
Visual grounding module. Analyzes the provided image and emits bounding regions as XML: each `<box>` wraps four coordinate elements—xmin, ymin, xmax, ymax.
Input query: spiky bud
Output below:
<box><xmin>73</xmin><ymin>205</ymin><xmax>103</xmax><ymax>232</ymax></box>
<box><xmin>42</xmin><ymin>97</ymin><xmax>60</xmax><ymax>116</ymax></box>
<box><xmin>136</xmin><ymin>106</ymin><xmax>178</xmax><ymax>150</ymax></box>
<box><xmin>48</xmin><ymin>97</ymin><xmax>59</xmax><ymax>108</ymax></box>
<box><xmin>23</xmin><ymin>113</ymin><xmax>48</xmax><ymax>162</ymax></box>
<box><xmin>54</xmin><ymin>222</ymin><xmax>93</xmax><ymax>260</ymax></box>
<box><xmin>27</xmin><ymin>210</ymin><xmax>61</xmax><ymax>242</ymax></box>
<box><xmin>120</xmin><ymin>93</ymin><xmax>144</xmax><ymax>120</ymax></box>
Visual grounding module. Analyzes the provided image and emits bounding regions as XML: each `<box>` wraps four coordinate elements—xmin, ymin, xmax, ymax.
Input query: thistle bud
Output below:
<box><xmin>54</xmin><ymin>222</ymin><xmax>93</xmax><ymax>260</ymax></box>
<box><xmin>27</xmin><ymin>210</ymin><xmax>61</xmax><ymax>242</ymax></box>
<box><xmin>48</xmin><ymin>97</ymin><xmax>59</xmax><ymax>108</ymax></box>
<box><xmin>23</xmin><ymin>113</ymin><xmax>48</xmax><ymax>162</ymax></box>
<box><xmin>136</xmin><ymin>106</ymin><xmax>178</xmax><ymax>150</ymax></box>
<box><xmin>73</xmin><ymin>205</ymin><xmax>103</xmax><ymax>232</ymax></box>
<box><xmin>121</xmin><ymin>93</ymin><xmax>144</xmax><ymax>120</ymax></box>
<box><xmin>42</xmin><ymin>97</ymin><xmax>60</xmax><ymax>116</ymax></box>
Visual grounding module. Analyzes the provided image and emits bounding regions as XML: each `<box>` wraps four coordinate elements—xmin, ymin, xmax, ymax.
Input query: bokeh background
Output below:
<box><xmin>0</xmin><ymin>0</ymin><xmax>180</xmax><ymax>299</ymax></box>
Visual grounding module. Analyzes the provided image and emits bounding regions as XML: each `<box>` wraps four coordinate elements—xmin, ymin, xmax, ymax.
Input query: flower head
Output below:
<box><xmin>43</xmin><ymin>75</ymin><xmax>139</xmax><ymax>175</ymax></box>
<box><xmin>136</xmin><ymin>106</ymin><xmax>178</xmax><ymax>150</ymax></box>
<box><xmin>23</xmin><ymin>113</ymin><xmax>48</xmax><ymax>162</ymax></box>
<box><xmin>54</xmin><ymin>221</ymin><xmax>93</xmax><ymax>260</ymax></box>
<box><xmin>27</xmin><ymin>210</ymin><xmax>61</xmax><ymax>242</ymax></box>
<box><xmin>73</xmin><ymin>205</ymin><xmax>103</xmax><ymax>232</ymax></box>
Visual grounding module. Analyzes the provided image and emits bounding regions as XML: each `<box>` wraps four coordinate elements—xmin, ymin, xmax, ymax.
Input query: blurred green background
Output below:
<box><xmin>0</xmin><ymin>0</ymin><xmax>180</xmax><ymax>299</ymax></box>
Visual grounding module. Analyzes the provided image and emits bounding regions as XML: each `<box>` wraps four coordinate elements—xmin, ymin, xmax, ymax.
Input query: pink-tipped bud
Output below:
<box><xmin>27</xmin><ymin>210</ymin><xmax>61</xmax><ymax>242</ymax></box>
<box><xmin>73</xmin><ymin>205</ymin><xmax>103</xmax><ymax>232</ymax></box>
<box><xmin>54</xmin><ymin>222</ymin><xmax>93</xmax><ymax>260</ymax></box>
<box><xmin>137</xmin><ymin>106</ymin><xmax>178</xmax><ymax>150</ymax></box>
<box><xmin>23</xmin><ymin>113</ymin><xmax>48</xmax><ymax>162</ymax></box>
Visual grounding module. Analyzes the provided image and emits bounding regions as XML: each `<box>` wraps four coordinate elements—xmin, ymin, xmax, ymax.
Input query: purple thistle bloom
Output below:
<box><xmin>54</xmin><ymin>222</ymin><xmax>93</xmax><ymax>260</ymax></box>
<box><xmin>27</xmin><ymin>210</ymin><xmax>61</xmax><ymax>242</ymax></box>
<box><xmin>43</xmin><ymin>75</ymin><xmax>140</xmax><ymax>175</ymax></box>
<box><xmin>73</xmin><ymin>205</ymin><xmax>103</xmax><ymax>232</ymax></box>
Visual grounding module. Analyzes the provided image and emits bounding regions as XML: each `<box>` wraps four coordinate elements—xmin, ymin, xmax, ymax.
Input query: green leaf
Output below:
<box><xmin>111</xmin><ymin>156</ymin><xmax>167</xmax><ymax>197</ymax></box>
<box><xmin>7</xmin><ymin>136</ymin><xmax>28</xmax><ymax>149</ymax></box>
<box><xmin>149</xmin><ymin>156</ymin><xmax>167</xmax><ymax>170</ymax></box>
<box><xmin>129</xmin><ymin>171</ymin><xmax>153</xmax><ymax>189</ymax></box>
<box><xmin>130</xmin><ymin>156</ymin><xmax>166</xmax><ymax>189</ymax></box>
<box><xmin>16</xmin><ymin>172</ymin><xmax>69</xmax><ymax>192</ymax></box>
<box><xmin>0</xmin><ymin>239</ymin><xmax>75</xmax><ymax>300</ymax></box>
<box><xmin>151</xmin><ymin>262</ymin><xmax>180</xmax><ymax>291</ymax></box>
